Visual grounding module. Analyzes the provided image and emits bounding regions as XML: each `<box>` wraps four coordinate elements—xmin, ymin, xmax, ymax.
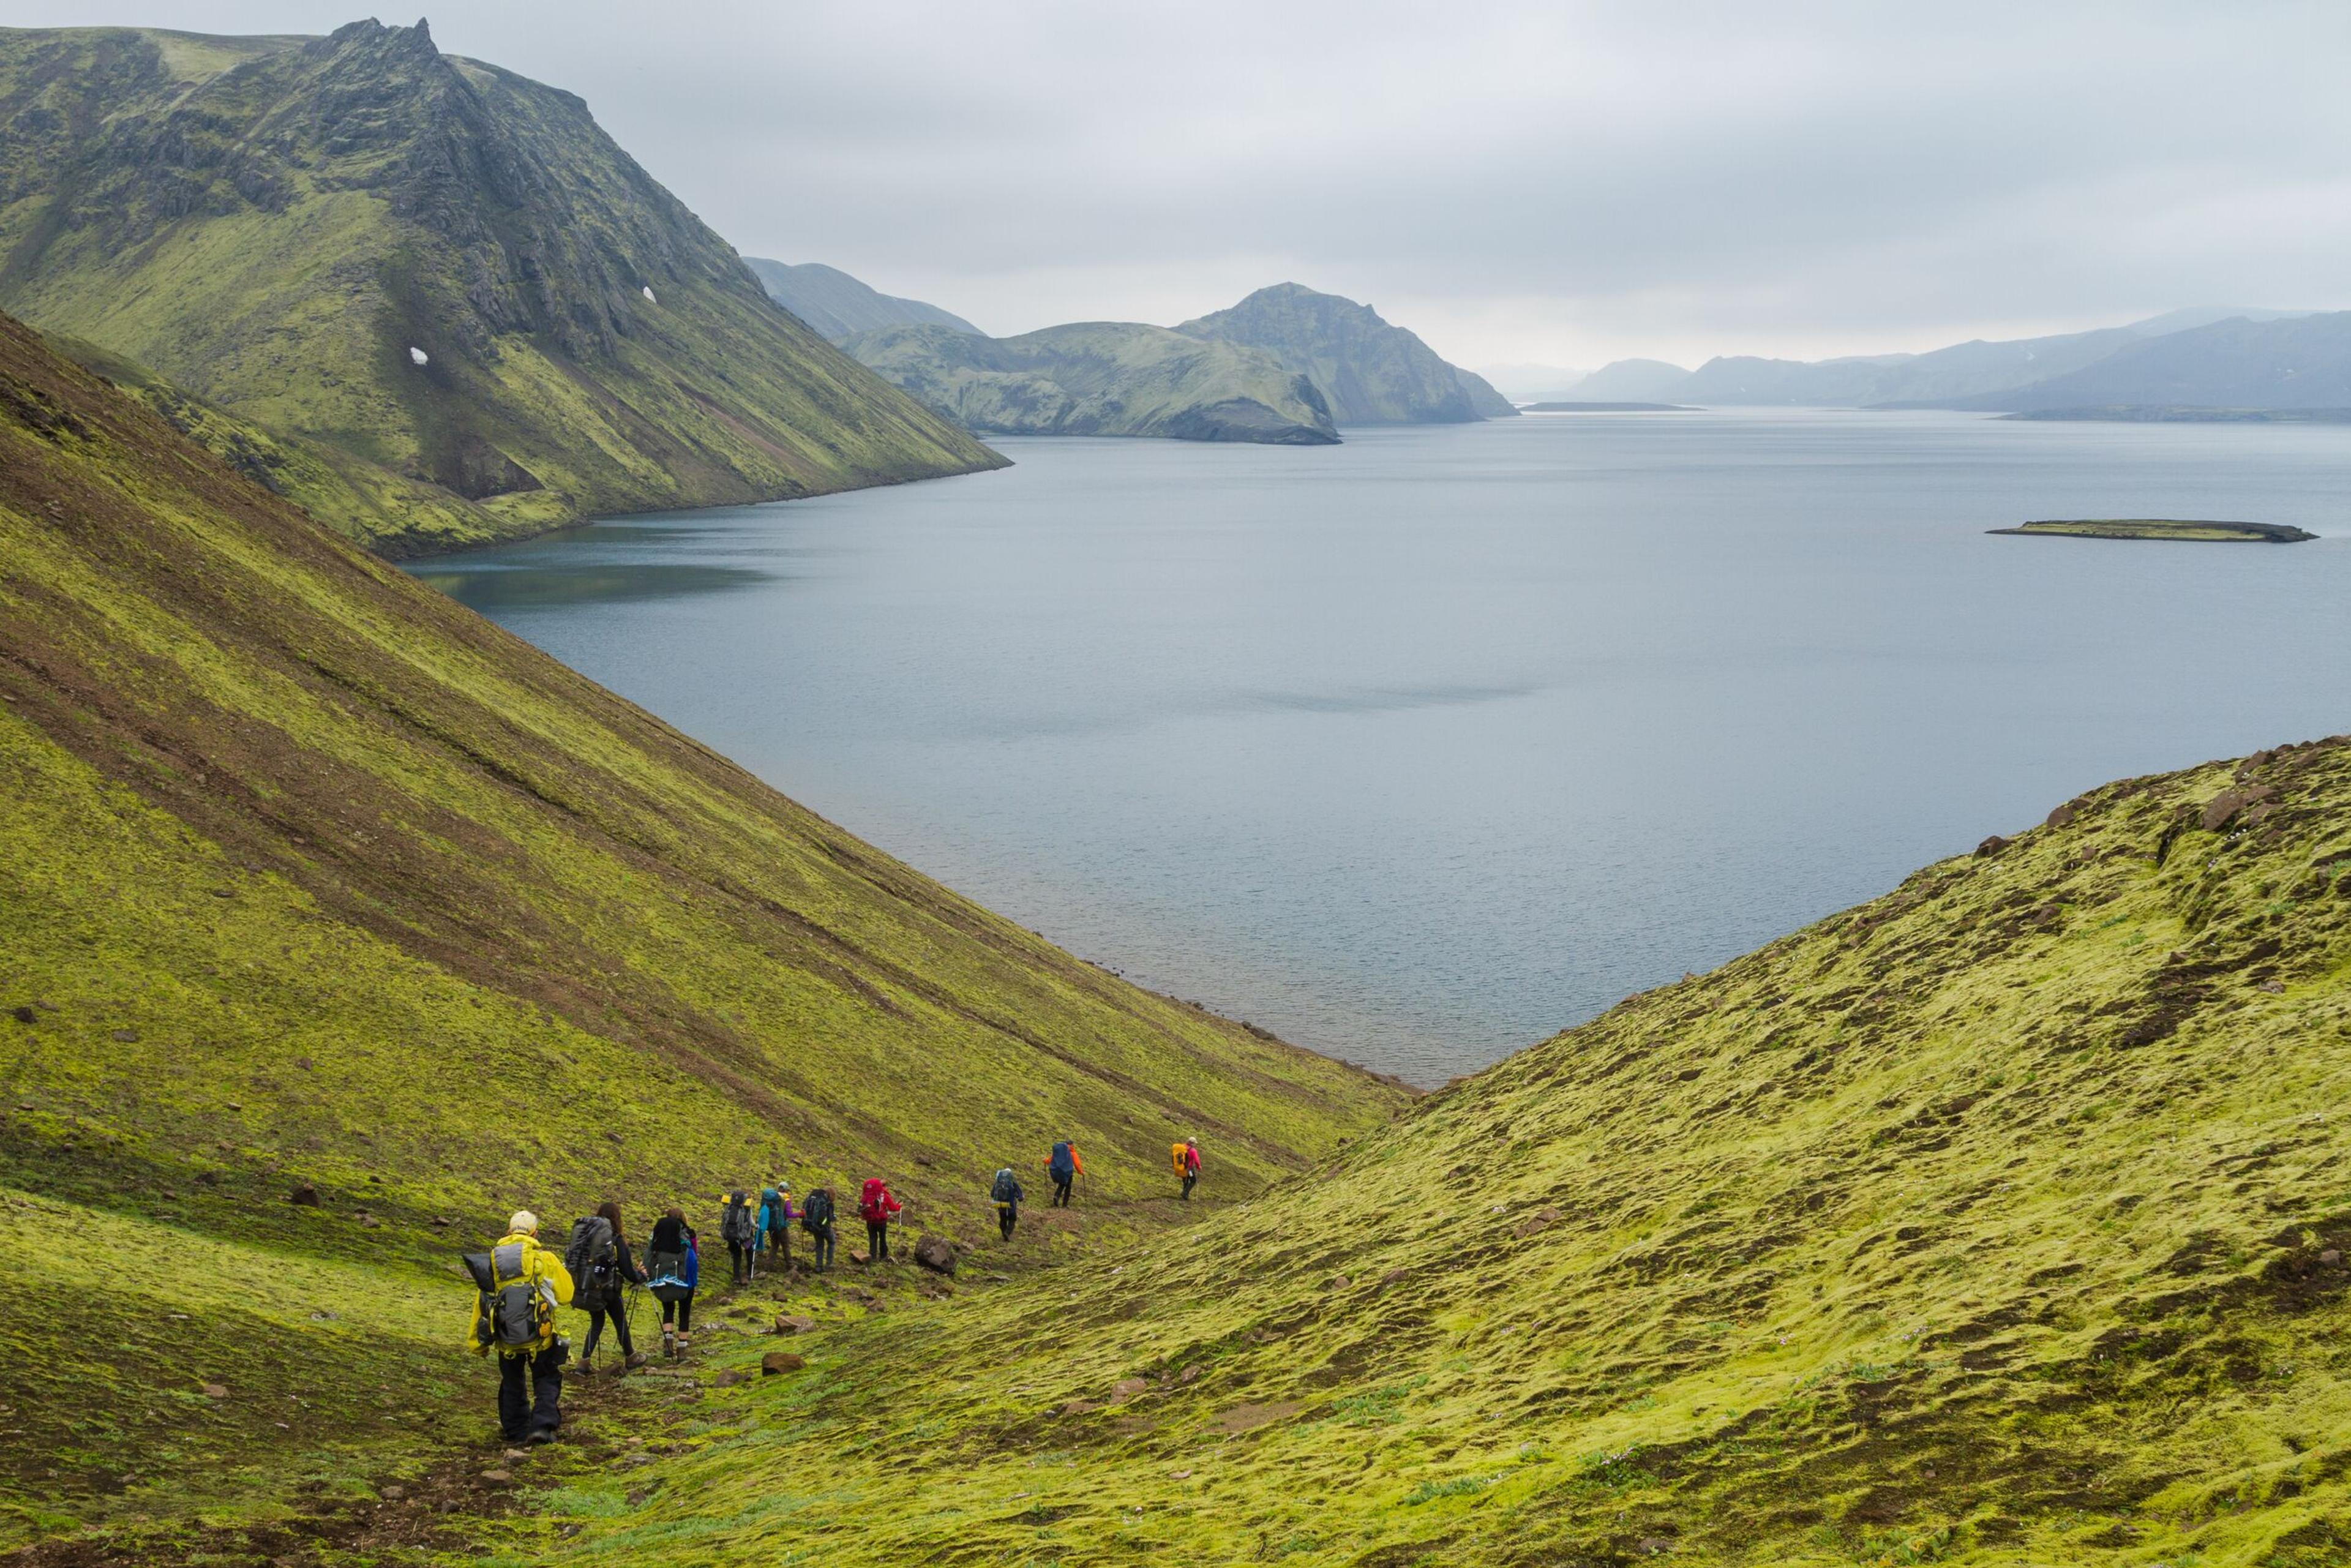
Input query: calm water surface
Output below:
<box><xmin>411</xmin><ymin>410</ymin><xmax>2351</xmax><ymax>1084</ymax></box>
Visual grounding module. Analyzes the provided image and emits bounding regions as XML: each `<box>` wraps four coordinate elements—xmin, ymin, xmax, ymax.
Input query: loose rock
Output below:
<box><xmin>713</xmin><ymin>1369</ymin><xmax>747</xmax><ymax>1387</ymax></box>
<box><xmin>774</xmin><ymin>1314</ymin><xmax>817</xmax><ymax>1335</ymax></box>
<box><xmin>2201</xmin><ymin>784</ymin><xmax>2278</xmax><ymax>834</ymax></box>
<box><xmin>760</xmin><ymin>1352</ymin><xmax>805</xmax><ymax>1376</ymax></box>
<box><xmin>288</xmin><ymin>1184</ymin><xmax>321</xmax><ymax>1206</ymax></box>
<box><xmin>1109</xmin><ymin>1377</ymin><xmax>1149</xmax><ymax>1404</ymax></box>
<box><xmin>913</xmin><ymin>1234</ymin><xmax>958</xmax><ymax>1275</ymax></box>
<box><xmin>202</xmin><ymin>1384</ymin><xmax>229</xmax><ymax>1399</ymax></box>
<box><xmin>1974</xmin><ymin>835</ymin><xmax>2009</xmax><ymax>858</ymax></box>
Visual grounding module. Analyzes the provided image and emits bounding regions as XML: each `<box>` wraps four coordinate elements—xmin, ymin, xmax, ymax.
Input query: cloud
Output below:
<box><xmin>21</xmin><ymin>0</ymin><xmax>2351</xmax><ymax>365</ymax></box>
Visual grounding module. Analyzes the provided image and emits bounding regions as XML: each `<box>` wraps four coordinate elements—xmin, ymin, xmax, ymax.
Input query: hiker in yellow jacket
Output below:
<box><xmin>467</xmin><ymin>1210</ymin><xmax>575</xmax><ymax>1444</ymax></box>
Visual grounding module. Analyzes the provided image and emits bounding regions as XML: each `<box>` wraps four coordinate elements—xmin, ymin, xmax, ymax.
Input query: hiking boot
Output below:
<box><xmin>624</xmin><ymin>1351</ymin><xmax>648</xmax><ymax>1370</ymax></box>
<box><xmin>576</xmin><ymin>1358</ymin><xmax>595</xmax><ymax>1378</ymax></box>
<box><xmin>524</xmin><ymin>1430</ymin><xmax>555</xmax><ymax>1446</ymax></box>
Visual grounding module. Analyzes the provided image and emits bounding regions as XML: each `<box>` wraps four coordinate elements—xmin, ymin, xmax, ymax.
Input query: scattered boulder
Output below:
<box><xmin>202</xmin><ymin>1384</ymin><xmax>228</xmax><ymax>1399</ymax></box>
<box><xmin>712</xmin><ymin>1369</ymin><xmax>747</xmax><ymax>1387</ymax></box>
<box><xmin>1974</xmin><ymin>835</ymin><xmax>2010</xmax><ymax>858</ymax></box>
<box><xmin>9</xmin><ymin>1005</ymin><xmax>34</xmax><ymax>1025</ymax></box>
<box><xmin>482</xmin><ymin>1468</ymin><xmax>511</xmax><ymax>1483</ymax></box>
<box><xmin>2201</xmin><ymin>784</ymin><xmax>2278</xmax><ymax>834</ymax></box>
<box><xmin>1059</xmin><ymin>1398</ymin><xmax>1100</xmax><ymax>1416</ymax></box>
<box><xmin>2322</xmin><ymin>1249</ymin><xmax>2344</xmax><ymax>1267</ymax></box>
<box><xmin>760</xmin><ymin>1352</ymin><xmax>805</xmax><ymax>1376</ymax></box>
<box><xmin>1109</xmin><ymin>1377</ymin><xmax>1149</xmax><ymax>1405</ymax></box>
<box><xmin>913</xmin><ymin>1234</ymin><xmax>958</xmax><ymax>1275</ymax></box>
<box><xmin>110</xmin><ymin>1028</ymin><xmax>139</xmax><ymax>1043</ymax></box>
<box><xmin>287</xmin><ymin>1184</ymin><xmax>321</xmax><ymax>1207</ymax></box>
<box><xmin>912</xmin><ymin>1154</ymin><xmax>936</xmax><ymax>1168</ymax></box>
<box><xmin>1179</xmin><ymin>1365</ymin><xmax>1202</xmax><ymax>1385</ymax></box>
<box><xmin>1327</xmin><ymin>1274</ymin><xmax>1351</xmax><ymax>1291</ymax></box>
<box><xmin>773</xmin><ymin>1314</ymin><xmax>817</xmax><ymax>1335</ymax></box>
<box><xmin>1513</xmin><ymin>1207</ymin><xmax>1563</xmax><ymax>1239</ymax></box>
<box><xmin>381</xmin><ymin>1484</ymin><xmax>405</xmax><ymax>1500</ymax></box>
<box><xmin>2045</xmin><ymin>801</ymin><xmax>2080</xmax><ymax>828</ymax></box>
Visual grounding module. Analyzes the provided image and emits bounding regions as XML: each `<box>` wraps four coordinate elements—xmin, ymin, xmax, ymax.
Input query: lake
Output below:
<box><xmin>410</xmin><ymin>409</ymin><xmax>2351</xmax><ymax>1086</ymax></box>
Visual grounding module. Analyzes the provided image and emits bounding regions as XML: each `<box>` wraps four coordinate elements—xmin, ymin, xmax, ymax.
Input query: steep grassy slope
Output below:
<box><xmin>844</xmin><ymin>320</ymin><xmax>1340</xmax><ymax>444</ymax></box>
<box><xmin>1177</xmin><ymin>283</ymin><xmax>1515</xmax><ymax>425</ymax></box>
<box><xmin>0</xmin><ymin>21</ymin><xmax>1003</xmax><ymax>555</ymax></box>
<box><xmin>0</xmin><ymin>312</ymin><xmax>1400</xmax><ymax>1544</ymax></box>
<box><xmin>746</xmin><ymin>258</ymin><xmax>983</xmax><ymax>341</ymax></box>
<box><xmin>556</xmin><ymin>737</ymin><xmax>2351</xmax><ymax>1566</ymax></box>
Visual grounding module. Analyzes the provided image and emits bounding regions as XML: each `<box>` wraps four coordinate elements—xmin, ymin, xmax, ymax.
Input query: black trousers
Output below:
<box><xmin>497</xmin><ymin>1346</ymin><xmax>563</xmax><ymax>1441</ymax></box>
<box><xmin>767</xmin><ymin>1225</ymin><xmax>791</xmax><ymax>1267</ymax></box>
<box><xmin>582</xmin><ymin>1298</ymin><xmax>632</xmax><ymax>1358</ymax></box>
<box><xmin>999</xmin><ymin>1204</ymin><xmax>1018</xmax><ymax>1240</ymax></box>
<box><xmin>811</xmin><ymin>1226</ymin><xmax>835</xmax><ymax>1269</ymax></box>
<box><xmin>660</xmin><ymin>1294</ymin><xmax>694</xmax><ymax>1334</ymax></box>
<box><xmin>1181</xmin><ymin>1173</ymin><xmax>1196</xmax><ymax>1201</ymax></box>
<box><xmin>866</xmin><ymin>1219</ymin><xmax>890</xmax><ymax>1259</ymax></box>
<box><xmin>1052</xmin><ymin>1176</ymin><xmax>1073</xmax><ymax>1206</ymax></box>
<box><xmin>728</xmin><ymin>1240</ymin><xmax>748</xmax><ymax>1281</ymax></box>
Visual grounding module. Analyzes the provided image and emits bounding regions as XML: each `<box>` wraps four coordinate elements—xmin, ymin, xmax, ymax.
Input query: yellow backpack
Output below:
<box><xmin>1171</xmin><ymin>1142</ymin><xmax>1188</xmax><ymax>1174</ymax></box>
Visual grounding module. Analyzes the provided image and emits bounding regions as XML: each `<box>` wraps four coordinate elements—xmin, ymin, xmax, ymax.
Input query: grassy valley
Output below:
<box><xmin>0</xmin><ymin>21</ymin><xmax>1004</xmax><ymax>557</ymax></box>
<box><xmin>0</xmin><ymin>310</ymin><xmax>1401</xmax><ymax>1548</ymax></box>
<box><xmin>534</xmin><ymin>739</ymin><xmax>2351</xmax><ymax>1566</ymax></box>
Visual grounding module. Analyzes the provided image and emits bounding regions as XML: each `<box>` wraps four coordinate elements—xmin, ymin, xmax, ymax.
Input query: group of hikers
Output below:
<box><xmin>466</xmin><ymin>1138</ymin><xmax>1204</xmax><ymax>1444</ymax></box>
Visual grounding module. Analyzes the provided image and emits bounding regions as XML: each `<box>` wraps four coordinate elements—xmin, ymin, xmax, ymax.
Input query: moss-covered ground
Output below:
<box><xmin>0</xmin><ymin>311</ymin><xmax>1401</xmax><ymax>1554</ymax></box>
<box><xmin>517</xmin><ymin>743</ymin><xmax>2351</xmax><ymax>1567</ymax></box>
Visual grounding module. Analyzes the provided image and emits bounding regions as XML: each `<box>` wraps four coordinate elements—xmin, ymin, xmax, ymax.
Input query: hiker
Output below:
<box><xmin>645</xmin><ymin>1209</ymin><xmax>700</xmax><ymax>1357</ymax></box>
<box><xmin>566</xmin><ymin>1201</ymin><xmax>646</xmax><ymax>1376</ymax></box>
<box><xmin>990</xmin><ymin>1166</ymin><xmax>1024</xmax><ymax>1241</ymax></box>
<box><xmin>466</xmin><ymin>1210</ymin><xmax>573</xmax><ymax>1445</ymax></box>
<box><xmin>719</xmin><ymin>1190</ymin><xmax>756</xmax><ymax>1285</ymax></box>
<box><xmin>858</xmin><ymin>1177</ymin><xmax>902</xmax><ymax>1262</ymax></box>
<box><xmin>1174</xmin><ymin>1137</ymin><xmax>1202</xmax><ymax>1201</ymax></box>
<box><xmin>756</xmin><ymin>1182</ymin><xmax>796</xmax><ymax>1275</ymax></box>
<box><xmin>1044</xmin><ymin>1139</ymin><xmax>1082</xmax><ymax>1207</ymax></box>
<box><xmin>801</xmin><ymin>1185</ymin><xmax>838</xmax><ymax>1272</ymax></box>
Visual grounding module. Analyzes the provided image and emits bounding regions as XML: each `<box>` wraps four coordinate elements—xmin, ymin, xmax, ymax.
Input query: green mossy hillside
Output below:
<box><xmin>556</xmin><ymin>739</ymin><xmax>2351</xmax><ymax>1566</ymax></box>
<box><xmin>0</xmin><ymin>312</ymin><xmax>1401</xmax><ymax>1544</ymax></box>
<box><xmin>843</xmin><ymin>320</ymin><xmax>1341</xmax><ymax>445</ymax></box>
<box><xmin>0</xmin><ymin>20</ymin><xmax>1005</xmax><ymax>556</ymax></box>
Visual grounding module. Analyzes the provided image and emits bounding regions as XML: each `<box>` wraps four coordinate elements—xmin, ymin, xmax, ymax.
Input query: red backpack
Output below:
<box><xmin>860</xmin><ymin>1179</ymin><xmax>893</xmax><ymax>1223</ymax></box>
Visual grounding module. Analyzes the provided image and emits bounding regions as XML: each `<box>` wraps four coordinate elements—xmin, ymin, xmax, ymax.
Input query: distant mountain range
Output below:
<box><xmin>0</xmin><ymin>22</ymin><xmax>1001</xmax><ymax>555</ymax></box>
<box><xmin>746</xmin><ymin>260</ymin><xmax>983</xmax><ymax>340</ymax></box>
<box><xmin>1557</xmin><ymin>307</ymin><xmax>2339</xmax><ymax>415</ymax></box>
<box><xmin>833</xmin><ymin>279</ymin><xmax>1513</xmax><ymax>445</ymax></box>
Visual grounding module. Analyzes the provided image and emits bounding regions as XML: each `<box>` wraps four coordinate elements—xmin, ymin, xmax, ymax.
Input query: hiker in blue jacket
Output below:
<box><xmin>991</xmin><ymin>1167</ymin><xmax>1025</xmax><ymax>1240</ymax></box>
<box><xmin>755</xmin><ymin>1183</ymin><xmax>795</xmax><ymax>1276</ymax></box>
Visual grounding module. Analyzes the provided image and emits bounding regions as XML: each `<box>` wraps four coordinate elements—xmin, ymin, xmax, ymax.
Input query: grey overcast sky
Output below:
<box><xmin>13</xmin><ymin>1</ymin><xmax>2351</xmax><ymax>369</ymax></box>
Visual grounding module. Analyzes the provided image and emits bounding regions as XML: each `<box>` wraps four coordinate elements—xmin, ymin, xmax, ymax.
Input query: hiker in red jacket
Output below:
<box><xmin>859</xmin><ymin>1177</ymin><xmax>902</xmax><ymax>1262</ymax></box>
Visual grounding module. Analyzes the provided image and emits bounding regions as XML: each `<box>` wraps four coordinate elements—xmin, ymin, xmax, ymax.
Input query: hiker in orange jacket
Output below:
<box><xmin>1044</xmin><ymin>1139</ymin><xmax>1082</xmax><ymax>1206</ymax></box>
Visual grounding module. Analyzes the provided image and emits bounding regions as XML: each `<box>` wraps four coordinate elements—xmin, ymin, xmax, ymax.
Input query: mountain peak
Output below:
<box><xmin>1177</xmin><ymin>283</ymin><xmax>1505</xmax><ymax>424</ymax></box>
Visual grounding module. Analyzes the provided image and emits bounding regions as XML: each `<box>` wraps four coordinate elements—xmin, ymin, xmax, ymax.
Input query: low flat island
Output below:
<box><xmin>1989</xmin><ymin>518</ymin><xmax>2316</xmax><ymax>543</ymax></box>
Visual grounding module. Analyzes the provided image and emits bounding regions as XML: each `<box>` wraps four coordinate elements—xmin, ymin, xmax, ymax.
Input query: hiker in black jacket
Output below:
<box><xmin>572</xmin><ymin>1201</ymin><xmax>646</xmax><ymax>1376</ymax></box>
